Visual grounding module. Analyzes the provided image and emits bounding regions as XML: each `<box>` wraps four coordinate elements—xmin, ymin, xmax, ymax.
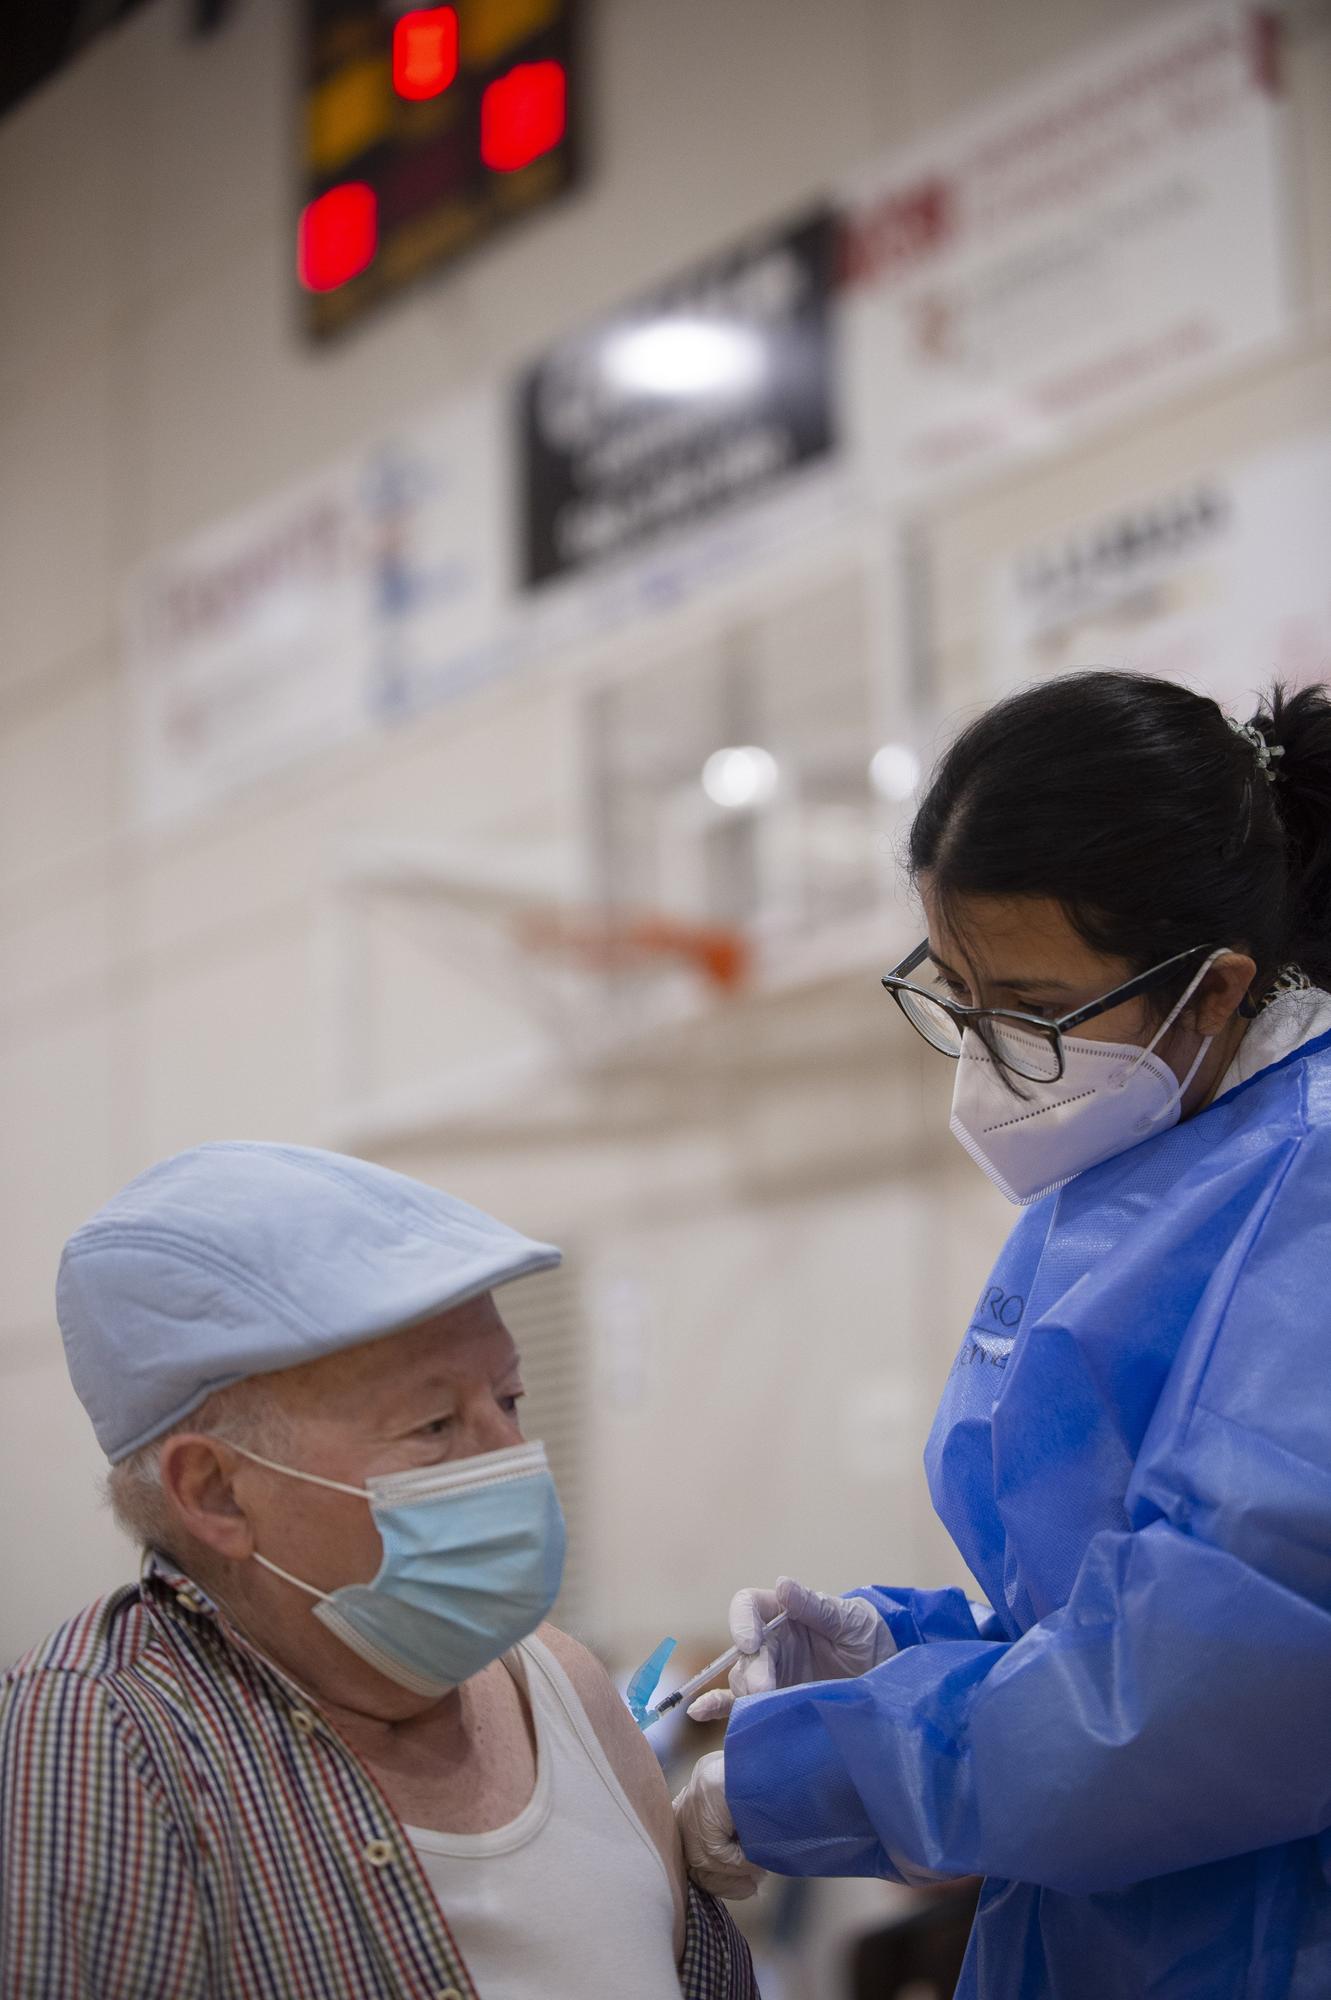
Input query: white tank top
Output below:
<box><xmin>403</xmin><ymin>1637</ymin><xmax>682</xmax><ymax>1999</ymax></box>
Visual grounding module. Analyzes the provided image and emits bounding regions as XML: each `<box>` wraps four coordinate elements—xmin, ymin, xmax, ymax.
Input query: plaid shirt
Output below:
<box><xmin>0</xmin><ymin>1556</ymin><xmax>758</xmax><ymax>2000</ymax></box>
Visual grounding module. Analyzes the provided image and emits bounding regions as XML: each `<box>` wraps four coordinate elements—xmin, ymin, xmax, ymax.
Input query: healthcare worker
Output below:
<box><xmin>674</xmin><ymin>670</ymin><xmax>1331</xmax><ymax>1999</ymax></box>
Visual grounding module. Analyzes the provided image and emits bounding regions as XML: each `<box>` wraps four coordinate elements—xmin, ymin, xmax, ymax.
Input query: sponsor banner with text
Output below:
<box><xmin>842</xmin><ymin>0</ymin><xmax>1292</xmax><ymax>502</ymax></box>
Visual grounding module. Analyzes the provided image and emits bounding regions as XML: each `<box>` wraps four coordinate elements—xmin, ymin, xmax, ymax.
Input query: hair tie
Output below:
<box><xmin>1226</xmin><ymin>714</ymin><xmax>1285</xmax><ymax>783</ymax></box>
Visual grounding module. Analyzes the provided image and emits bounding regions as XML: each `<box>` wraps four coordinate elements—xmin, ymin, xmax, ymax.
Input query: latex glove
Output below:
<box><xmin>673</xmin><ymin>1750</ymin><xmax>764</xmax><ymax>1901</ymax></box>
<box><xmin>688</xmin><ymin>1575</ymin><xmax>895</xmax><ymax>1723</ymax></box>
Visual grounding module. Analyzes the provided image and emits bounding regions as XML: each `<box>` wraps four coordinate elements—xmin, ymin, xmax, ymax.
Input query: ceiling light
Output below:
<box><xmin>869</xmin><ymin>743</ymin><xmax>920</xmax><ymax>802</ymax></box>
<box><xmin>701</xmin><ymin>745</ymin><xmax>780</xmax><ymax>810</ymax></box>
<box><xmin>602</xmin><ymin>319</ymin><xmax>766</xmax><ymax>399</ymax></box>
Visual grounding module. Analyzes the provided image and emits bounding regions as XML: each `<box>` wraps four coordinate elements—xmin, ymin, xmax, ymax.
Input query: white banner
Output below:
<box><xmin>128</xmin><ymin>389</ymin><xmax>512</xmax><ymax>828</ymax></box>
<box><xmin>842</xmin><ymin>0</ymin><xmax>1292</xmax><ymax>502</ymax></box>
<box><xmin>990</xmin><ymin>430</ymin><xmax>1331</xmax><ymax>711</ymax></box>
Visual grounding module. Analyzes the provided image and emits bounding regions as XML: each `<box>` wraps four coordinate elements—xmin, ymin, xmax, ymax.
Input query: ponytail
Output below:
<box><xmin>1261</xmin><ymin>682</ymin><xmax>1331</xmax><ymax>990</ymax></box>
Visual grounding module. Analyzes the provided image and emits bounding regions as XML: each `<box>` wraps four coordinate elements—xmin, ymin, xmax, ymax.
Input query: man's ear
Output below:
<box><xmin>1192</xmin><ymin>951</ymin><xmax>1258</xmax><ymax>1036</ymax></box>
<box><xmin>157</xmin><ymin>1435</ymin><xmax>256</xmax><ymax>1563</ymax></box>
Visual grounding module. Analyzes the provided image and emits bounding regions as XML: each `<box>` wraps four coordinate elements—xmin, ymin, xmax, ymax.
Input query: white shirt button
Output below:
<box><xmin>290</xmin><ymin>1709</ymin><xmax>317</xmax><ymax>1736</ymax></box>
<box><xmin>436</xmin><ymin>1989</ymin><xmax>463</xmax><ymax>2000</ymax></box>
<box><xmin>363</xmin><ymin>1838</ymin><xmax>394</xmax><ymax>1868</ymax></box>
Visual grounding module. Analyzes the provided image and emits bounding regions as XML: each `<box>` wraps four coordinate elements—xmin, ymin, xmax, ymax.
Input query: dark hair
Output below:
<box><xmin>909</xmin><ymin>670</ymin><xmax>1331</xmax><ymax>1004</ymax></box>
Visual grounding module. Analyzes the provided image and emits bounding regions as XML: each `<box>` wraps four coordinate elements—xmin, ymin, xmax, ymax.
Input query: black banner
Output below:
<box><xmin>520</xmin><ymin>207</ymin><xmax>837</xmax><ymax>587</ymax></box>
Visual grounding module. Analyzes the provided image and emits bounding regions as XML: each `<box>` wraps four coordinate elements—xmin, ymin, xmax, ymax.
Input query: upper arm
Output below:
<box><xmin>537</xmin><ymin>1624</ymin><xmax>687</xmax><ymax>1951</ymax></box>
<box><xmin>1</xmin><ymin>1669</ymin><xmax>204</xmax><ymax>1998</ymax></box>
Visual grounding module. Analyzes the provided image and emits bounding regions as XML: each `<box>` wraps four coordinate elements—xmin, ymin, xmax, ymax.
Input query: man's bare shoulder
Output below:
<box><xmin>537</xmin><ymin>1622</ymin><xmax>662</xmax><ymax>1777</ymax></box>
<box><xmin>535</xmin><ymin>1623</ymin><xmax>686</xmax><ymax>1914</ymax></box>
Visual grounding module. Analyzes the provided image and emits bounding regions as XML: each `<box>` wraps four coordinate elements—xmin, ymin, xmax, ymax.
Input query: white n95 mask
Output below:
<box><xmin>949</xmin><ymin>954</ymin><xmax>1221</xmax><ymax>1206</ymax></box>
<box><xmin>241</xmin><ymin>1439</ymin><xmax>566</xmax><ymax>1697</ymax></box>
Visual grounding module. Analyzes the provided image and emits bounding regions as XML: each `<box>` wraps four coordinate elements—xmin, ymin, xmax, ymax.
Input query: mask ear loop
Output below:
<box><xmin>1135</xmin><ymin>1031</ymin><xmax>1214</xmax><ymax>1132</ymax></box>
<box><xmin>251</xmin><ymin>1551</ymin><xmax>337</xmax><ymax>1602</ymax></box>
<box><xmin>230</xmin><ymin>1444</ymin><xmax>374</xmax><ymax>1601</ymax></box>
<box><xmin>231</xmin><ymin>1443</ymin><xmax>370</xmax><ymax>1498</ymax></box>
<box><xmin>1116</xmin><ymin>949</ymin><xmax>1226</xmax><ymax>1123</ymax></box>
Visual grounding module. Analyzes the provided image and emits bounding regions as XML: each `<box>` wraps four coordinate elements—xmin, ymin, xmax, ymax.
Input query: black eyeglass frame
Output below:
<box><xmin>880</xmin><ymin>939</ymin><xmax>1223</xmax><ymax>1083</ymax></box>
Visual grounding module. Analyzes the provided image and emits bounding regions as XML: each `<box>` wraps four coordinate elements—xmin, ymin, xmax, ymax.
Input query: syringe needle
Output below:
<box><xmin>648</xmin><ymin>1612</ymin><xmax>788</xmax><ymax>1721</ymax></box>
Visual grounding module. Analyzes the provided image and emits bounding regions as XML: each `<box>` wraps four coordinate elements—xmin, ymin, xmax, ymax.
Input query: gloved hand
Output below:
<box><xmin>673</xmin><ymin>1750</ymin><xmax>764</xmax><ymax>1901</ymax></box>
<box><xmin>687</xmin><ymin>1575</ymin><xmax>896</xmax><ymax>1722</ymax></box>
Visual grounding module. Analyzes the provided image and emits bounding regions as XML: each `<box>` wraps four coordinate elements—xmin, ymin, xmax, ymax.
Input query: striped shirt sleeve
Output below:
<box><xmin>0</xmin><ymin>1668</ymin><xmax>207</xmax><ymax>2000</ymax></box>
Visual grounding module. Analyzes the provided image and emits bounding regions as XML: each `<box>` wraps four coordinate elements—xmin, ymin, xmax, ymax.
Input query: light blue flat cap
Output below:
<box><xmin>56</xmin><ymin>1142</ymin><xmax>562</xmax><ymax>1463</ymax></box>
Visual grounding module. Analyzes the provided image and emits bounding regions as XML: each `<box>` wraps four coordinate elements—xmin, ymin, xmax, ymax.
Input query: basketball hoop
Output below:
<box><xmin>515</xmin><ymin>909</ymin><xmax>750</xmax><ymax>993</ymax></box>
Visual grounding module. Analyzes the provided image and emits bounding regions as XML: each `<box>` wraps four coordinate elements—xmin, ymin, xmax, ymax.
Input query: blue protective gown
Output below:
<box><xmin>725</xmin><ymin>1029</ymin><xmax>1331</xmax><ymax>1999</ymax></box>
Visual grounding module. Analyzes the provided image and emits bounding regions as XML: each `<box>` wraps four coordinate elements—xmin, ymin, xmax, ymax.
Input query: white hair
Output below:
<box><xmin>104</xmin><ymin>1375</ymin><xmax>295</xmax><ymax>1567</ymax></box>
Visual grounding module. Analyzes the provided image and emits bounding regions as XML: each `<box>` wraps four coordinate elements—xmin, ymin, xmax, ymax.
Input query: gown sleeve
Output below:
<box><xmin>848</xmin><ymin>1585</ymin><xmax>1005</xmax><ymax>1650</ymax></box>
<box><xmin>725</xmin><ymin>1134</ymin><xmax>1331</xmax><ymax>1894</ymax></box>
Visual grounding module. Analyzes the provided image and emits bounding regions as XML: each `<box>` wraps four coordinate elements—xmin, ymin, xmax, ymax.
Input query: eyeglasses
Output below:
<box><xmin>880</xmin><ymin>940</ymin><xmax>1221</xmax><ymax>1083</ymax></box>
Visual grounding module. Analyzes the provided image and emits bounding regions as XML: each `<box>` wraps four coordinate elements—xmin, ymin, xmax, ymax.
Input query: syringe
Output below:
<box><xmin>647</xmin><ymin>1613</ymin><xmax>789</xmax><ymax>1722</ymax></box>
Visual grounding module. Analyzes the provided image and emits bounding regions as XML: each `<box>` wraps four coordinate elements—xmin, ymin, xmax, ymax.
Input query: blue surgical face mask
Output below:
<box><xmin>239</xmin><ymin>1438</ymin><xmax>566</xmax><ymax>1697</ymax></box>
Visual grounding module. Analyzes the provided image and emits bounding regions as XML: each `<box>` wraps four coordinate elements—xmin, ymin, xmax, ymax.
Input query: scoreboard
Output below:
<box><xmin>299</xmin><ymin>1</ymin><xmax>581</xmax><ymax>340</ymax></box>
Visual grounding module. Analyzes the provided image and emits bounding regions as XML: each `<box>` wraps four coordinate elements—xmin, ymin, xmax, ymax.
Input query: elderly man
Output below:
<box><xmin>0</xmin><ymin>1142</ymin><xmax>756</xmax><ymax>2000</ymax></box>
